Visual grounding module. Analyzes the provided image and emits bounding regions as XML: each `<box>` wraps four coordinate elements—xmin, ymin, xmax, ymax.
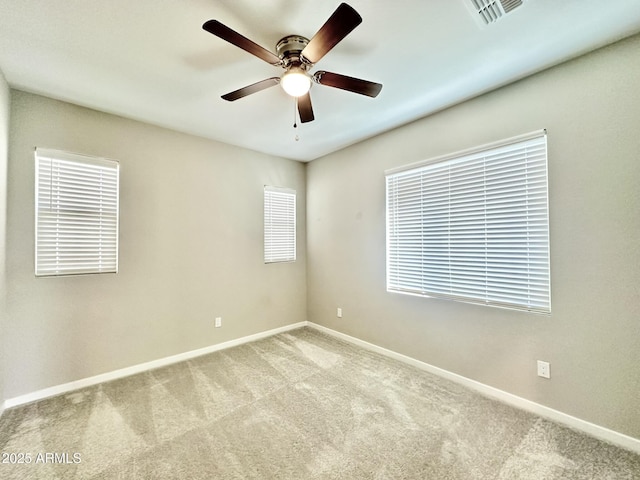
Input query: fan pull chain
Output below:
<box><xmin>293</xmin><ymin>97</ymin><xmax>299</xmax><ymax>142</ymax></box>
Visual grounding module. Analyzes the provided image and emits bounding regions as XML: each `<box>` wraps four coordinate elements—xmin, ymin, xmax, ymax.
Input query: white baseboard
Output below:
<box><xmin>3</xmin><ymin>322</ymin><xmax>307</xmax><ymax>410</ymax></box>
<box><xmin>308</xmin><ymin>322</ymin><xmax>640</xmax><ymax>455</ymax></box>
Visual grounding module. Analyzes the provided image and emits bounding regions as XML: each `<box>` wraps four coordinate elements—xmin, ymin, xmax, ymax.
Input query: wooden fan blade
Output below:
<box><xmin>221</xmin><ymin>77</ymin><xmax>280</xmax><ymax>101</ymax></box>
<box><xmin>297</xmin><ymin>92</ymin><xmax>315</xmax><ymax>123</ymax></box>
<box><xmin>314</xmin><ymin>71</ymin><xmax>382</xmax><ymax>97</ymax></box>
<box><xmin>203</xmin><ymin>20</ymin><xmax>281</xmax><ymax>66</ymax></box>
<box><xmin>300</xmin><ymin>3</ymin><xmax>362</xmax><ymax>65</ymax></box>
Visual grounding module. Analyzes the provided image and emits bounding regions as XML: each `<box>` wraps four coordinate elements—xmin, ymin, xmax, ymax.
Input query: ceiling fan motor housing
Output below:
<box><xmin>276</xmin><ymin>35</ymin><xmax>311</xmax><ymax>69</ymax></box>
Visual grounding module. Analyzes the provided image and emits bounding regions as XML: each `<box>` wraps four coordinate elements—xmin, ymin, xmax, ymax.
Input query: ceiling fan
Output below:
<box><xmin>202</xmin><ymin>3</ymin><xmax>382</xmax><ymax>124</ymax></box>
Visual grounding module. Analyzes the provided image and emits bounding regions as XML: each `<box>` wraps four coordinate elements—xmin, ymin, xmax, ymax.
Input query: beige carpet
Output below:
<box><xmin>1</xmin><ymin>327</ymin><xmax>639</xmax><ymax>479</ymax></box>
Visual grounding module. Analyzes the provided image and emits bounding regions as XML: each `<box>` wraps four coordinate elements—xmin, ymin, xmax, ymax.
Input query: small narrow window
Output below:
<box><xmin>264</xmin><ymin>186</ymin><xmax>296</xmax><ymax>263</ymax></box>
<box><xmin>35</xmin><ymin>148</ymin><xmax>119</xmax><ymax>276</ymax></box>
<box><xmin>386</xmin><ymin>130</ymin><xmax>550</xmax><ymax>314</ymax></box>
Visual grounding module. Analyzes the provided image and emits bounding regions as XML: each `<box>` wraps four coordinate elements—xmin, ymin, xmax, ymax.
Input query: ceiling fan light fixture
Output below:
<box><xmin>204</xmin><ymin>3</ymin><xmax>381</xmax><ymax>123</ymax></box>
<box><xmin>281</xmin><ymin>67</ymin><xmax>311</xmax><ymax>97</ymax></box>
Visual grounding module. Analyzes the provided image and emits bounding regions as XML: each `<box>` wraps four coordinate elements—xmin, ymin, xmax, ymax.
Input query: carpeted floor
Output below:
<box><xmin>1</xmin><ymin>327</ymin><xmax>639</xmax><ymax>479</ymax></box>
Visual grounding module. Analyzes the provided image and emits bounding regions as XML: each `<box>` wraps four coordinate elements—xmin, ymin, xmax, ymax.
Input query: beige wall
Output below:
<box><xmin>306</xmin><ymin>34</ymin><xmax>640</xmax><ymax>439</ymax></box>
<box><xmin>5</xmin><ymin>91</ymin><xmax>307</xmax><ymax>399</ymax></box>
<box><xmin>0</xmin><ymin>70</ymin><xmax>9</xmax><ymax>410</ymax></box>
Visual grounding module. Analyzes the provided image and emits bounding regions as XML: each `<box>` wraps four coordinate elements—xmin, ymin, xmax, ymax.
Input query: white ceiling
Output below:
<box><xmin>1</xmin><ymin>0</ymin><xmax>640</xmax><ymax>162</ymax></box>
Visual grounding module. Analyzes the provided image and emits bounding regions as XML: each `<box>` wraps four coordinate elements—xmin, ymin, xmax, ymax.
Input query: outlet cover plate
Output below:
<box><xmin>537</xmin><ymin>360</ymin><xmax>550</xmax><ymax>379</ymax></box>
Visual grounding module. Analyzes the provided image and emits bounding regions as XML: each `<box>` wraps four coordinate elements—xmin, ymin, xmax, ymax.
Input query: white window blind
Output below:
<box><xmin>386</xmin><ymin>131</ymin><xmax>550</xmax><ymax>314</ymax></box>
<box><xmin>264</xmin><ymin>186</ymin><xmax>296</xmax><ymax>263</ymax></box>
<box><xmin>35</xmin><ymin>148</ymin><xmax>119</xmax><ymax>276</ymax></box>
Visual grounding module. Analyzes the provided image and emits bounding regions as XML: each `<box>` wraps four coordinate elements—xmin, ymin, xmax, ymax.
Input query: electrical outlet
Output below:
<box><xmin>337</xmin><ymin>307</ymin><xmax>343</xmax><ymax>318</ymax></box>
<box><xmin>215</xmin><ymin>317</ymin><xmax>222</xmax><ymax>328</ymax></box>
<box><xmin>537</xmin><ymin>360</ymin><xmax>550</xmax><ymax>379</ymax></box>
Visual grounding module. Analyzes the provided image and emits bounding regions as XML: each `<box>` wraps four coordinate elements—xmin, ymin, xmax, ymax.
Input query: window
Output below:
<box><xmin>35</xmin><ymin>148</ymin><xmax>119</xmax><ymax>276</ymax></box>
<box><xmin>264</xmin><ymin>186</ymin><xmax>296</xmax><ymax>263</ymax></box>
<box><xmin>386</xmin><ymin>130</ymin><xmax>550</xmax><ymax>314</ymax></box>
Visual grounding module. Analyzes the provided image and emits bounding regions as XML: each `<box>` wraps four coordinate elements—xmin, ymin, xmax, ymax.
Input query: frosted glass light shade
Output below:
<box><xmin>281</xmin><ymin>68</ymin><xmax>311</xmax><ymax>97</ymax></box>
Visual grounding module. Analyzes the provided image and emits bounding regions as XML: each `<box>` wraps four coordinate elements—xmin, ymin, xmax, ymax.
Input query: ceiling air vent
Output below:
<box><xmin>468</xmin><ymin>0</ymin><xmax>524</xmax><ymax>25</ymax></box>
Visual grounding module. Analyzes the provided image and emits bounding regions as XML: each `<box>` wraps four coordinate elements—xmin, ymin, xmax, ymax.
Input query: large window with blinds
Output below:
<box><xmin>385</xmin><ymin>130</ymin><xmax>550</xmax><ymax>314</ymax></box>
<box><xmin>35</xmin><ymin>148</ymin><xmax>119</xmax><ymax>277</ymax></box>
<box><xmin>264</xmin><ymin>186</ymin><xmax>296</xmax><ymax>263</ymax></box>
